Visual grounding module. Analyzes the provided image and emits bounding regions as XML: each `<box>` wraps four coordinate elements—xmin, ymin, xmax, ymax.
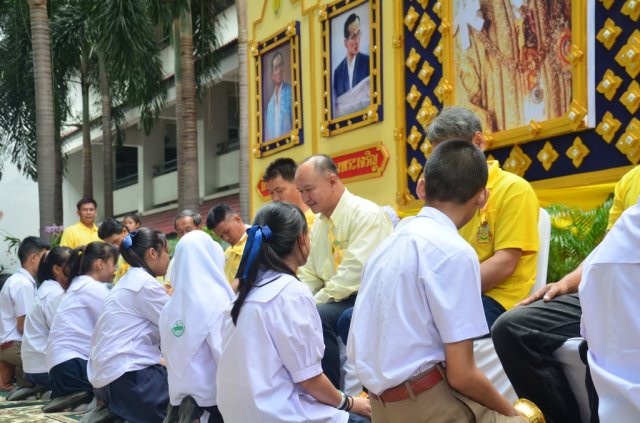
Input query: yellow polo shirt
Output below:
<box><xmin>59</xmin><ymin>221</ymin><xmax>100</xmax><ymax>249</ymax></box>
<box><xmin>224</xmin><ymin>233</ymin><xmax>248</xmax><ymax>284</ymax></box>
<box><xmin>607</xmin><ymin>165</ymin><xmax>640</xmax><ymax>229</ymax></box>
<box><xmin>112</xmin><ymin>256</ymin><xmax>131</xmax><ymax>285</ymax></box>
<box><xmin>459</xmin><ymin>160</ymin><xmax>539</xmax><ymax>310</ymax></box>
<box><xmin>304</xmin><ymin>208</ymin><xmax>317</xmax><ymax>232</ymax></box>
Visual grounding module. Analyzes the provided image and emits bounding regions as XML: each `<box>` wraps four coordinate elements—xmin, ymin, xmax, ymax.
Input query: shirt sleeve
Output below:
<box><xmin>297</xmin><ymin>247</ymin><xmax>325</xmax><ymax>295</ymax></box>
<box><xmin>266</xmin><ymin>290</ymin><xmax>324</xmax><ymax>383</ymax></box>
<box><xmin>424</xmin><ymin>251</ymin><xmax>489</xmax><ymax>343</ymax></box>
<box><xmin>136</xmin><ymin>281</ymin><xmax>169</xmax><ymax>325</ymax></box>
<box><xmin>607</xmin><ymin>174</ymin><xmax>629</xmax><ymax>230</ymax></box>
<box><xmin>314</xmin><ymin>211</ymin><xmax>392</xmax><ymax>303</ymax></box>
<box><xmin>43</xmin><ymin>294</ymin><xmax>63</xmax><ymax>328</ymax></box>
<box><xmin>12</xmin><ymin>281</ymin><xmax>36</xmax><ymax>317</ymax></box>
<box><xmin>492</xmin><ymin>180</ymin><xmax>539</xmax><ymax>253</ymax></box>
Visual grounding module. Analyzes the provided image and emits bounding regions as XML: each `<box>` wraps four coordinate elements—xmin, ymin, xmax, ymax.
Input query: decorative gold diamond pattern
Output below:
<box><xmin>616</xmin><ymin>118</ymin><xmax>640</xmax><ymax>164</ymax></box>
<box><xmin>597</xmin><ymin>19</ymin><xmax>623</xmax><ymax>49</ymax></box>
<box><xmin>596</xmin><ymin>111</ymin><xmax>623</xmax><ymax>143</ymax></box>
<box><xmin>503</xmin><ymin>145</ymin><xmax>532</xmax><ymax>177</ymax></box>
<box><xmin>407</xmin><ymin>84</ymin><xmax>422</xmax><ymax>109</ymax></box>
<box><xmin>407</xmin><ymin>126</ymin><xmax>423</xmax><ymax>151</ymax></box>
<box><xmin>420</xmin><ymin>139</ymin><xmax>433</xmax><ymax>159</ymax></box>
<box><xmin>566</xmin><ymin>101</ymin><xmax>588</xmax><ymax>131</ymax></box>
<box><xmin>406</xmin><ymin>48</ymin><xmax>421</xmax><ymax>73</ymax></box>
<box><xmin>404</xmin><ymin>6</ymin><xmax>420</xmax><ymax>31</ymax></box>
<box><xmin>537</xmin><ymin>142</ymin><xmax>559</xmax><ymax>171</ymax></box>
<box><xmin>621</xmin><ymin>0</ymin><xmax>640</xmax><ymax>21</ymax></box>
<box><xmin>434</xmin><ymin>78</ymin><xmax>452</xmax><ymax>104</ymax></box>
<box><xmin>407</xmin><ymin>157</ymin><xmax>423</xmax><ymax>182</ymax></box>
<box><xmin>597</xmin><ymin>69</ymin><xmax>623</xmax><ymax>100</ymax></box>
<box><xmin>615</xmin><ymin>30</ymin><xmax>640</xmax><ymax>78</ymax></box>
<box><xmin>566</xmin><ymin>137</ymin><xmax>590</xmax><ymax>168</ymax></box>
<box><xmin>416</xmin><ymin>97</ymin><xmax>439</xmax><ymax>130</ymax></box>
<box><xmin>418</xmin><ymin>61</ymin><xmax>435</xmax><ymax>86</ymax></box>
<box><xmin>599</xmin><ymin>0</ymin><xmax>615</xmax><ymax>10</ymax></box>
<box><xmin>414</xmin><ymin>13</ymin><xmax>436</xmax><ymax>49</ymax></box>
<box><xmin>620</xmin><ymin>80</ymin><xmax>640</xmax><ymax>114</ymax></box>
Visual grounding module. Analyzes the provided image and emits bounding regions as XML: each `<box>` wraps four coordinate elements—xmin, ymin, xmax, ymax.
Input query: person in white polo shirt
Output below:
<box><xmin>89</xmin><ymin>228</ymin><xmax>170</xmax><ymax>422</ymax></box>
<box><xmin>348</xmin><ymin>141</ymin><xmax>525</xmax><ymax>422</ymax></box>
<box><xmin>21</xmin><ymin>247</ymin><xmax>71</xmax><ymax>390</ymax></box>
<box><xmin>0</xmin><ymin>236</ymin><xmax>49</xmax><ymax>390</ymax></box>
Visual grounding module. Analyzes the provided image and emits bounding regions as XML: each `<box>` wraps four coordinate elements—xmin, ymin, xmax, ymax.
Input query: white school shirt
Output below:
<box><xmin>0</xmin><ymin>268</ymin><xmax>37</xmax><ymax>343</ymax></box>
<box><xmin>347</xmin><ymin>207</ymin><xmax>489</xmax><ymax>395</ymax></box>
<box><xmin>580</xmin><ymin>199</ymin><xmax>640</xmax><ymax>422</ymax></box>
<box><xmin>21</xmin><ymin>280</ymin><xmax>64</xmax><ymax>374</ymax></box>
<box><xmin>160</xmin><ymin>231</ymin><xmax>234</xmax><ymax>407</ymax></box>
<box><xmin>88</xmin><ymin>267</ymin><xmax>168</xmax><ymax>388</ymax></box>
<box><xmin>46</xmin><ymin>275</ymin><xmax>109</xmax><ymax>370</ymax></box>
<box><xmin>217</xmin><ymin>271</ymin><xmax>348</xmax><ymax>423</ymax></box>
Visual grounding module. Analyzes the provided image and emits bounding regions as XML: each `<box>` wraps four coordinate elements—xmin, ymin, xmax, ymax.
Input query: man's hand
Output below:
<box><xmin>516</xmin><ymin>262</ymin><xmax>584</xmax><ymax>306</ymax></box>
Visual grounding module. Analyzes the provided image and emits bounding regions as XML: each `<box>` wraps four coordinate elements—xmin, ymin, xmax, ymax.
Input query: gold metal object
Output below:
<box><xmin>514</xmin><ymin>398</ymin><xmax>547</xmax><ymax>423</ymax></box>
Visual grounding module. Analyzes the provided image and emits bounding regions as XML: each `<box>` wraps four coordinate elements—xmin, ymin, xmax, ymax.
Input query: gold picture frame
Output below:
<box><xmin>319</xmin><ymin>0</ymin><xmax>382</xmax><ymax>137</ymax></box>
<box><xmin>439</xmin><ymin>0</ymin><xmax>590</xmax><ymax>149</ymax></box>
<box><xmin>252</xmin><ymin>21</ymin><xmax>303</xmax><ymax>158</ymax></box>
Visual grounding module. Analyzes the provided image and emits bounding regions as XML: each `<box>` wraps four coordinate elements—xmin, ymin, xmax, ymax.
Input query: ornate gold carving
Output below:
<box><xmin>439</xmin><ymin>18</ymin><xmax>451</xmax><ymax>36</ymax></box>
<box><xmin>416</xmin><ymin>97</ymin><xmax>438</xmax><ymax>130</ymax></box>
<box><xmin>417</xmin><ymin>0</ymin><xmax>429</xmax><ymax>9</ymax></box>
<box><xmin>615</xmin><ymin>118</ymin><xmax>640</xmax><ymax>164</ymax></box>
<box><xmin>406</xmin><ymin>48</ymin><xmax>421</xmax><ymax>73</ymax></box>
<box><xmin>407</xmin><ymin>126</ymin><xmax>423</xmax><ymax>151</ymax></box>
<box><xmin>434</xmin><ymin>39</ymin><xmax>444</xmax><ymax>63</ymax></box>
<box><xmin>503</xmin><ymin>145</ymin><xmax>532</xmax><ymax>177</ymax></box>
<box><xmin>569</xmin><ymin>45</ymin><xmax>584</xmax><ymax>64</ymax></box>
<box><xmin>393</xmin><ymin>35</ymin><xmax>403</xmax><ymax>49</ymax></box>
<box><xmin>320</xmin><ymin>122</ymin><xmax>329</xmax><ymax>137</ymax></box>
<box><xmin>599</xmin><ymin>0</ymin><xmax>615</xmax><ymax>9</ymax></box>
<box><xmin>567</xmin><ymin>101</ymin><xmax>588</xmax><ymax>130</ymax></box>
<box><xmin>407</xmin><ymin>157</ymin><xmax>423</xmax><ymax>182</ymax></box>
<box><xmin>406</xmin><ymin>85</ymin><xmax>422</xmax><ymax>109</ymax></box>
<box><xmin>528</xmin><ymin>120</ymin><xmax>542</xmax><ymax>135</ymax></box>
<box><xmin>318</xmin><ymin>8</ymin><xmax>327</xmax><ymax>20</ymax></box>
<box><xmin>418</xmin><ymin>61</ymin><xmax>435</xmax><ymax>86</ymax></box>
<box><xmin>420</xmin><ymin>139</ymin><xmax>433</xmax><ymax>159</ymax></box>
<box><xmin>620</xmin><ymin>81</ymin><xmax>640</xmax><ymax>114</ymax></box>
<box><xmin>434</xmin><ymin>78</ymin><xmax>452</xmax><ymax>104</ymax></box>
<box><xmin>414</xmin><ymin>13</ymin><xmax>436</xmax><ymax>49</ymax></box>
<box><xmin>404</xmin><ymin>6</ymin><xmax>420</xmax><ymax>32</ymax></box>
<box><xmin>566</xmin><ymin>137</ymin><xmax>590</xmax><ymax>168</ymax></box>
<box><xmin>394</xmin><ymin>127</ymin><xmax>404</xmax><ymax>143</ymax></box>
<box><xmin>596</xmin><ymin>69</ymin><xmax>623</xmax><ymax>100</ymax></box>
<box><xmin>622</xmin><ymin>0</ymin><xmax>640</xmax><ymax>21</ymax></box>
<box><xmin>596</xmin><ymin>112</ymin><xmax>623</xmax><ymax>143</ymax></box>
<box><xmin>537</xmin><ymin>142</ymin><xmax>559</xmax><ymax>171</ymax></box>
<box><xmin>596</xmin><ymin>19</ymin><xmax>622</xmax><ymax>50</ymax></box>
<box><xmin>615</xmin><ymin>31</ymin><xmax>640</xmax><ymax>78</ymax></box>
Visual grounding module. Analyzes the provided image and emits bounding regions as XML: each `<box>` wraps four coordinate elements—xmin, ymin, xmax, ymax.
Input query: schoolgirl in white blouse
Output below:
<box><xmin>46</xmin><ymin>241</ymin><xmax>118</xmax><ymax>399</ymax></box>
<box><xmin>216</xmin><ymin>202</ymin><xmax>371</xmax><ymax>423</ymax></box>
<box><xmin>88</xmin><ymin>228</ymin><xmax>170</xmax><ymax>423</ymax></box>
<box><xmin>160</xmin><ymin>230</ymin><xmax>234</xmax><ymax>423</ymax></box>
<box><xmin>21</xmin><ymin>246</ymin><xmax>71</xmax><ymax>389</ymax></box>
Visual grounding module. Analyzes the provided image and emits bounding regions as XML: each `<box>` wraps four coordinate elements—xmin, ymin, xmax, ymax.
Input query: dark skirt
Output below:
<box><xmin>49</xmin><ymin>358</ymin><xmax>93</xmax><ymax>398</ymax></box>
<box><xmin>95</xmin><ymin>364</ymin><xmax>169</xmax><ymax>423</ymax></box>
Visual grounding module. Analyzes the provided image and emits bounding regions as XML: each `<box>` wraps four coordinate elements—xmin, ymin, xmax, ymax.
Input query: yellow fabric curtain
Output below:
<box><xmin>535</xmin><ymin>182</ymin><xmax>616</xmax><ymax>210</ymax></box>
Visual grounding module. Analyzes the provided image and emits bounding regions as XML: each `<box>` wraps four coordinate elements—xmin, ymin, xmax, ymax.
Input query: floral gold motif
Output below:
<box><xmin>537</xmin><ymin>142</ymin><xmax>559</xmax><ymax>171</ymax></box>
<box><xmin>566</xmin><ymin>137</ymin><xmax>590</xmax><ymax>168</ymax></box>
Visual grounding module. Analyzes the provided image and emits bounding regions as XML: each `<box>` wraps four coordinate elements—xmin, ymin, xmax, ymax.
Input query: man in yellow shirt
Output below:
<box><xmin>263</xmin><ymin>157</ymin><xmax>316</xmax><ymax>230</ymax></box>
<box><xmin>98</xmin><ymin>218</ymin><xmax>130</xmax><ymax>285</ymax></box>
<box><xmin>59</xmin><ymin>198</ymin><xmax>101</xmax><ymax>249</ymax></box>
<box><xmin>295</xmin><ymin>155</ymin><xmax>393</xmax><ymax>388</ymax></box>
<box><xmin>492</xmin><ymin>164</ymin><xmax>640</xmax><ymax>423</ymax></box>
<box><xmin>424</xmin><ymin>107</ymin><xmax>540</xmax><ymax>328</ymax></box>
<box><xmin>207</xmin><ymin>204</ymin><xmax>249</xmax><ymax>286</ymax></box>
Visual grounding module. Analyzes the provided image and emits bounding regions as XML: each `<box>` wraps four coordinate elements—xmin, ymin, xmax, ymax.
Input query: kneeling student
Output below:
<box><xmin>88</xmin><ymin>228</ymin><xmax>170</xmax><ymax>423</ymax></box>
<box><xmin>45</xmin><ymin>242</ymin><xmax>118</xmax><ymax>405</ymax></box>
<box><xmin>160</xmin><ymin>230</ymin><xmax>234</xmax><ymax>423</ymax></box>
<box><xmin>348</xmin><ymin>141</ymin><xmax>526</xmax><ymax>422</ymax></box>
<box><xmin>21</xmin><ymin>247</ymin><xmax>71</xmax><ymax>390</ymax></box>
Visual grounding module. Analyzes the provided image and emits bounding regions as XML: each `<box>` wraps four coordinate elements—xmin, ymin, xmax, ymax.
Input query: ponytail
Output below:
<box><xmin>231</xmin><ymin>202</ymin><xmax>307</xmax><ymax>325</ymax></box>
<box><xmin>64</xmin><ymin>242</ymin><xmax>119</xmax><ymax>290</ymax></box>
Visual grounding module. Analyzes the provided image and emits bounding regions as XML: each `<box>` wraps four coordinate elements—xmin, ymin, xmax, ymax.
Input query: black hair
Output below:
<box><xmin>37</xmin><ymin>246</ymin><xmax>72</xmax><ymax>285</ymax></box>
<box><xmin>264</xmin><ymin>157</ymin><xmax>298</xmax><ymax>183</ymax></box>
<box><xmin>123</xmin><ymin>213</ymin><xmax>141</xmax><ymax>226</ymax></box>
<box><xmin>206</xmin><ymin>204</ymin><xmax>235</xmax><ymax>230</ymax></box>
<box><xmin>343</xmin><ymin>13</ymin><xmax>360</xmax><ymax>39</ymax></box>
<box><xmin>423</xmin><ymin>140</ymin><xmax>488</xmax><ymax>204</ymax></box>
<box><xmin>231</xmin><ymin>202</ymin><xmax>308</xmax><ymax>325</ymax></box>
<box><xmin>271</xmin><ymin>51</ymin><xmax>284</xmax><ymax>70</ymax></box>
<box><xmin>301</xmin><ymin>154</ymin><xmax>339</xmax><ymax>177</ymax></box>
<box><xmin>64</xmin><ymin>241</ymin><xmax>119</xmax><ymax>289</ymax></box>
<box><xmin>76</xmin><ymin>197</ymin><xmax>97</xmax><ymax>210</ymax></box>
<box><xmin>98</xmin><ymin>217</ymin><xmax>127</xmax><ymax>240</ymax></box>
<box><xmin>17</xmin><ymin>236</ymin><xmax>50</xmax><ymax>265</ymax></box>
<box><xmin>120</xmin><ymin>227</ymin><xmax>167</xmax><ymax>277</ymax></box>
<box><xmin>174</xmin><ymin>209</ymin><xmax>202</xmax><ymax>229</ymax></box>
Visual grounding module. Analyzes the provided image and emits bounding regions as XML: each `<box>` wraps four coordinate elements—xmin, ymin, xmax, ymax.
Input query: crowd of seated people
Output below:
<box><xmin>0</xmin><ymin>107</ymin><xmax>637</xmax><ymax>422</ymax></box>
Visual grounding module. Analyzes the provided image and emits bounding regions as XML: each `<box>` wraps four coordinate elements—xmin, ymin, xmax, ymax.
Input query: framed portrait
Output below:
<box><xmin>441</xmin><ymin>0</ymin><xmax>592</xmax><ymax>148</ymax></box>
<box><xmin>253</xmin><ymin>21</ymin><xmax>303</xmax><ymax>157</ymax></box>
<box><xmin>320</xmin><ymin>0</ymin><xmax>382</xmax><ymax>136</ymax></box>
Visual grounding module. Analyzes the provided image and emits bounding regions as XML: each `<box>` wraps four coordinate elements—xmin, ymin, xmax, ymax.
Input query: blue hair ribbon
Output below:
<box><xmin>122</xmin><ymin>231</ymin><xmax>138</xmax><ymax>250</ymax></box>
<box><xmin>239</xmin><ymin>225</ymin><xmax>272</xmax><ymax>281</ymax></box>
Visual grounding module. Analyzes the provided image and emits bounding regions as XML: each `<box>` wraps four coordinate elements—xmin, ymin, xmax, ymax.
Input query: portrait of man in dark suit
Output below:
<box><xmin>331</xmin><ymin>8</ymin><xmax>371</xmax><ymax>118</ymax></box>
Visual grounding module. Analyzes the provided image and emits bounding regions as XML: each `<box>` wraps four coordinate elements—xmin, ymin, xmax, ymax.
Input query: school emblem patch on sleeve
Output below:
<box><xmin>172</xmin><ymin>320</ymin><xmax>185</xmax><ymax>337</ymax></box>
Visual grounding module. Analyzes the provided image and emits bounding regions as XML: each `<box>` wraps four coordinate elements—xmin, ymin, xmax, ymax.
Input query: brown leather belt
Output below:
<box><xmin>369</xmin><ymin>367</ymin><xmax>443</xmax><ymax>403</ymax></box>
<box><xmin>0</xmin><ymin>341</ymin><xmax>14</xmax><ymax>351</ymax></box>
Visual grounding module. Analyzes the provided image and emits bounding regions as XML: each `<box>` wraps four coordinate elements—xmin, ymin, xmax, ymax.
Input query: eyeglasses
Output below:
<box><xmin>347</xmin><ymin>29</ymin><xmax>361</xmax><ymax>41</ymax></box>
